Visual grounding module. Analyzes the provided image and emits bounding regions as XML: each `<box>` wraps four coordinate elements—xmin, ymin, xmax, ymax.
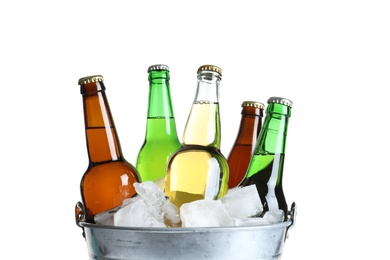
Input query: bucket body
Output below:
<box><xmin>77</xmin><ymin>203</ymin><xmax>296</xmax><ymax>260</ymax></box>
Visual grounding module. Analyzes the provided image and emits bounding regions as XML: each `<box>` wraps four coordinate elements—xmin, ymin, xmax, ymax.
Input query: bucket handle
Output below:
<box><xmin>285</xmin><ymin>202</ymin><xmax>297</xmax><ymax>240</ymax></box>
<box><xmin>75</xmin><ymin>201</ymin><xmax>86</xmax><ymax>239</ymax></box>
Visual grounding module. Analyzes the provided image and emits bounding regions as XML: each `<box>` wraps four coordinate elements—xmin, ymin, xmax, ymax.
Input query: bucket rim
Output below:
<box><xmin>78</xmin><ymin>218</ymin><xmax>292</xmax><ymax>233</ymax></box>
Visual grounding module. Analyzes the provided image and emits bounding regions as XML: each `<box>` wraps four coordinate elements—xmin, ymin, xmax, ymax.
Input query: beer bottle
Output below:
<box><xmin>227</xmin><ymin>101</ymin><xmax>264</xmax><ymax>188</ymax></box>
<box><xmin>240</xmin><ymin>97</ymin><xmax>293</xmax><ymax>218</ymax></box>
<box><xmin>136</xmin><ymin>64</ymin><xmax>181</xmax><ymax>187</ymax></box>
<box><xmin>164</xmin><ymin>65</ymin><xmax>229</xmax><ymax>209</ymax></box>
<box><xmin>78</xmin><ymin>75</ymin><xmax>140</xmax><ymax>223</ymax></box>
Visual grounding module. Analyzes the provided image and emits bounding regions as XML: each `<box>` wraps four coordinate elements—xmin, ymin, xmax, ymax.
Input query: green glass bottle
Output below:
<box><xmin>240</xmin><ymin>97</ymin><xmax>293</xmax><ymax>218</ymax></box>
<box><xmin>136</xmin><ymin>64</ymin><xmax>181</xmax><ymax>187</ymax></box>
<box><xmin>164</xmin><ymin>65</ymin><xmax>229</xmax><ymax>210</ymax></box>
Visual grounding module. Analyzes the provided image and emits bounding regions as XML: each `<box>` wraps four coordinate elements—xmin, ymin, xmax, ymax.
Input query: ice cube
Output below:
<box><xmin>263</xmin><ymin>210</ymin><xmax>285</xmax><ymax>224</ymax></box>
<box><xmin>233</xmin><ymin>217</ymin><xmax>271</xmax><ymax>227</ymax></box>
<box><xmin>113</xmin><ymin>197</ymin><xmax>166</xmax><ymax>227</ymax></box>
<box><xmin>180</xmin><ymin>199</ymin><xmax>234</xmax><ymax>227</ymax></box>
<box><xmin>220</xmin><ymin>185</ymin><xmax>263</xmax><ymax>218</ymax></box>
<box><xmin>161</xmin><ymin>199</ymin><xmax>181</xmax><ymax>227</ymax></box>
<box><xmin>112</xmin><ymin>181</ymin><xmax>180</xmax><ymax>227</ymax></box>
<box><xmin>134</xmin><ymin>181</ymin><xmax>166</xmax><ymax>209</ymax></box>
<box><xmin>134</xmin><ymin>181</ymin><xmax>180</xmax><ymax>226</ymax></box>
<box><xmin>94</xmin><ymin>206</ymin><xmax>119</xmax><ymax>225</ymax></box>
<box><xmin>233</xmin><ymin>210</ymin><xmax>285</xmax><ymax>227</ymax></box>
<box><xmin>121</xmin><ymin>195</ymin><xmax>142</xmax><ymax>208</ymax></box>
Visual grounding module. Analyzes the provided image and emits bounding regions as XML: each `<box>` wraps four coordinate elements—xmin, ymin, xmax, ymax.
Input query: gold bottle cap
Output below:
<box><xmin>78</xmin><ymin>75</ymin><xmax>104</xmax><ymax>85</ymax></box>
<box><xmin>267</xmin><ymin>97</ymin><xmax>293</xmax><ymax>108</ymax></box>
<box><xmin>148</xmin><ymin>64</ymin><xmax>170</xmax><ymax>73</ymax></box>
<box><xmin>197</xmin><ymin>64</ymin><xmax>222</xmax><ymax>76</ymax></box>
<box><xmin>242</xmin><ymin>101</ymin><xmax>265</xmax><ymax>109</ymax></box>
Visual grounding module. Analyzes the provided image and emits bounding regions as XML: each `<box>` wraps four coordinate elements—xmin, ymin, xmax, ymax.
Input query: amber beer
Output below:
<box><xmin>227</xmin><ymin>101</ymin><xmax>264</xmax><ymax>188</ymax></box>
<box><xmin>78</xmin><ymin>75</ymin><xmax>140</xmax><ymax>222</ymax></box>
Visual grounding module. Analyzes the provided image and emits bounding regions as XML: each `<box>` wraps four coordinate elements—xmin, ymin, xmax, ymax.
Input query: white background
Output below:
<box><xmin>1</xmin><ymin>1</ymin><xmax>389</xmax><ymax>259</ymax></box>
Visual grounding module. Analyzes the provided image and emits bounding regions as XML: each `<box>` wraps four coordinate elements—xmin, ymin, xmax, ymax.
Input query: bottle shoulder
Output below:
<box><xmin>171</xmin><ymin>145</ymin><xmax>226</xmax><ymax>159</ymax></box>
<box><xmin>84</xmin><ymin>160</ymin><xmax>139</xmax><ymax>176</ymax></box>
<box><xmin>137</xmin><ymin>139</ymin><xmax>181</xmax><ymax>156</ymax></box>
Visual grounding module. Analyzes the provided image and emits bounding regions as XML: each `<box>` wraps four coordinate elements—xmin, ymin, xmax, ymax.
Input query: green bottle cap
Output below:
<box><xmin>148</xmin><ymin>64</ymin><xmax>170</xmax><ymax>73</ymax></box>
<box><xmin>197</xmin><ymin>64</ymin><xmax>222</xmax><ymax>76</ymax></box>
<box><xmin>242</xmin><ymin>101</ymin><xmax>265</xmax><ymax>109</ymax></box>
<box><xmin>78</xmin><ymin>75</ymin><xmax>104</xmax><ymax>85</ymax></box>
<box><xmin>267</xmin><ymin>97</ymin><xmax>293</xmax><ymax>108</ymax></box>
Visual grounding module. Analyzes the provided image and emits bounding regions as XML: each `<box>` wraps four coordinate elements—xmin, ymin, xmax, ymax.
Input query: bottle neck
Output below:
<box><xmin>182</xmin><ymin>71</ymin><xmax>222</xmax><ymax>148</ymax></box>
<box><xmin>81</xmin><ymin>81</ymin><xmax>123</xmax><ymax>163</ymax></box>
<box><xmin>193</xmin><ymin>71</ymin><xmax>221</xmax><ymax>103</ymax></box>
<box><xmin>147</xmin><ymin>70</ymin><xmax>175</xmax><ymax>118</ymax></box>
<box><xmin>254</xmin><ymin>103</ymin><xmax>291</xmax><ymax>155</ymax></box>
<box><xmin>235</xmin><ymin>106</ymin><xmax>263</xmax><ymax>145</ymax></box>
<box><xmin>145</xmin><ymin>70</ymin><xmax>178</xmax><ymax>139</ymax></box>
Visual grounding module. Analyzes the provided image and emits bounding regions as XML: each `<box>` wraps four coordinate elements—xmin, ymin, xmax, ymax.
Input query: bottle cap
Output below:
<box><xmin>267</xmin><ymin>97</ymin><xmax>293</xmax><ymax>108</ymax></box>
<box><xmin>197</xmin><ymin>65</ymin><xmax>222</xmax><ymax>76</ymax></box>
<box><xmin>148</xmin><ymin>64</ymin><xmax>170</xmax><ymax>73</ymax></box>
<box><xmin>78</xmin><ymin>75</ymin><xmax>104</xmax><ymax>85</ymax></box>
<box><xmin>242</xmin><ymin>101</ymin><xmax>265</xmax><ymax>109</ymax></box>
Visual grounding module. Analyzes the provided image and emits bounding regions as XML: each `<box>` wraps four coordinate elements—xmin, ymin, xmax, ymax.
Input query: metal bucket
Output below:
<box><xmin>76</xmin><ymin>202</ymin><xmax>296</xmax><ymax>260</ymax></box>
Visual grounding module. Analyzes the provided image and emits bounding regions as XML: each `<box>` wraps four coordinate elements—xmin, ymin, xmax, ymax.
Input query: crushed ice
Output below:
<box><xmin>94</xmin><ymin>181</ymin><xmax>285</xmax><ymax>228</ymax></box>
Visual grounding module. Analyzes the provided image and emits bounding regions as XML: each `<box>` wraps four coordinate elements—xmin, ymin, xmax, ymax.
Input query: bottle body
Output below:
<box><xmin>81</xmin><ymin>161</ymin><xmax>140</xmax><ymax>222</ymax></box>
<box><xmin>79</xmin><ymin>75</ymin><xmax>140</xmax><ymax>223</ymax></box>
<box><xmin>227</xmin><ymin>101</ymin><xmax>264</xmax><ymax>188</ymax></box>
<box><xmin>136</xmin><ymin>65</ymin><xmax>181</xmax><ymax>185</ymax></box>
<box><xmin>164</xmin><ymin>65</ymin><xmax>229</xmax><ymax>209</ymax></box>
<box><xmin>240</xmin><ymin>97</ymin><xmax>292</xmax><ymax>218</ymax></box>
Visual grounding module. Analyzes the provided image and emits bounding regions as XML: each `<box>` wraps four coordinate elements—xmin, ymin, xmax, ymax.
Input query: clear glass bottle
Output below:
<box><xmin>240</xmin><ymin>96</ymin><xmax>293</xmax><ymax>218</ymax></box>
<box><xmin>227</xmin><ymin>101</ymin><xmax>264</xmax><ymax>188</ymax></box>
<box><xmin>136</xmin><ymin>64</ymin><xmax>181</xmax><ymax>187</ymax></box>
<box><xmin>78</xmin><ymin>75</ymin><xmax>140</xmax><ymax>223</ymax></box>
<box><xmin>164</xmin><ymin>65</ymin><xmax>229</xmax><ymax>209</ymax></box>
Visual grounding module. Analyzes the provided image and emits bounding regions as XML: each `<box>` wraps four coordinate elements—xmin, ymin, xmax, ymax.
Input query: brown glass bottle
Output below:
<box><xmin>227</xmin><ymin>101</ymin><xmax>264</xmax><ymax>188</ymax></box>
<box><xmin>78</xmin><ymin>75</ymin><xmax>140</xmax><ymax>223</ymax></box>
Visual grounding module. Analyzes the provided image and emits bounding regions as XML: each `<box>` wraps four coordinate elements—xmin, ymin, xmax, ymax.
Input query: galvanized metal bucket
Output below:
<box><xmin>75</xmin><ymin>202</ymin><xmax>296</xmax><ymax>260</ymax></box>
